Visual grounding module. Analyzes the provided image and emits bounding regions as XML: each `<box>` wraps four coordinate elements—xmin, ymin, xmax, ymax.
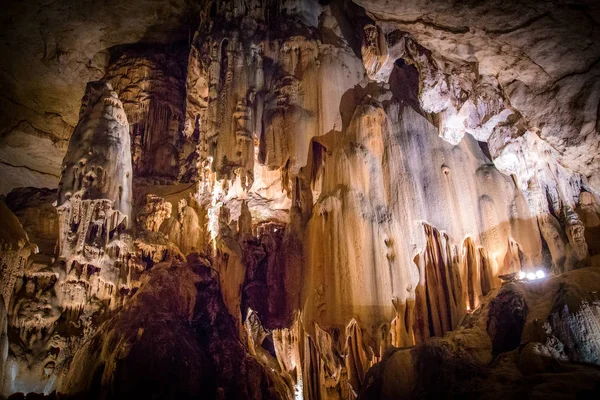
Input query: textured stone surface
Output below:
<box><xmin>0</xmin><ymin>201</ymin><xmax>35</xmax><ymax>343</ymax></box>
<box><xmin>6</xmin><ymin>188</ymin><xmax>58</xmax><ymax>256</ymax></box>
<box><xmin>56</xmin><ymin>81</ymin><xmax>132</xmax><ymax>218</ymax></box>
<box><xmin>0</xmin><ymin>0</ymin><xmax>201</xmax><ymax>194</ymax></box>
<box><xmin>361</xmin><ymin>267</ymin><xmax>600</xmax><ymax>399</ymax></box>
<box><xmin>354</xmin><ymin>0</ymin><xmax>600</xmax><ymax>191</ymax></box>
<box><xmin>1</xmin><ymin>0</ymin><xmax>600</xmax><ymax>399</ymax></box>
<box><xmin>487</xmin><ymin>289</ymin><xmax>528</xmax><ymax>355</ymax></box>
<box><xmin>105</xmin><ymin>43</ymin><xmax>188</xmax><ymax>182</ymax></box>
<box><xmin>60</xmin><ymin>257</ymin><xmax>289</xmax><ymax>400</ymax></box>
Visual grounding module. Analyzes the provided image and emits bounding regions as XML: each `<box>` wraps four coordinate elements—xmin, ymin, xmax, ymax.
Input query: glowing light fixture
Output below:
<box><xmin>519</xmin><ymin>269</ymin><xmax>547</xmax><ymax>281</ymax></box>
<box><xmin>535</xmin><ymin>270</ymin><xmax>545</xmax><ymax>279</ymax></box>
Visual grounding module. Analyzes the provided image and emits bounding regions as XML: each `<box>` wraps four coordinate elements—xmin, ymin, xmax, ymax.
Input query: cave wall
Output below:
<box><xmin>1</xmin><ymin>0</ymin><xmax>600</xmax><ymax>399</ymax></box>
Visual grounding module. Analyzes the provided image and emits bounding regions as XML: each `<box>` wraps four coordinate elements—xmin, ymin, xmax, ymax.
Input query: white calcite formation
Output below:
<box><xmin>1</xmin><ymin>82</ymin><xmax>147</xmax><ymax>396</ymax></box>
<box><xmin>354</xmin><ymin>0</ymin><xmax>600</xmax><ymax>191</ymax></box>
<box><xmin>54</xmin><ymin>81</ymin><xmax>135</xmax><ymax>308</ymax></box>
<box><xmin>355</xmin><ymin>1</ymin><xmax>600</xmax><ymax>271</ymax></box>
<box><xmin>57</xmin><ymin>81</ymin><xmax>132</xmax><ymax>221</ymax></box>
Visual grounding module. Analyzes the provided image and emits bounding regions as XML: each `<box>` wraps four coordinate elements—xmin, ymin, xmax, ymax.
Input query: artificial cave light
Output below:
<box><xmin>535</xmin><ymin>270</ymin><xmax>546</xmax><ymax>279</ymax></box>
<box><xmin>519</xmin><ymin>269</ymin><xmax>547</xmax><ymax>281</ymax></box>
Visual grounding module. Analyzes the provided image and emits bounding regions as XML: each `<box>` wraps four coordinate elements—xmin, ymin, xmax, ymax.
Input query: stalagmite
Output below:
<box><xmin>1</xmin><ymin>82</ymin><xmax>147</xmax><ymax>396</ymax></box>
<box><xmin>54</xmin><ymin>80</ymin><xmax>136</xmax><ymax>309</ymax></box>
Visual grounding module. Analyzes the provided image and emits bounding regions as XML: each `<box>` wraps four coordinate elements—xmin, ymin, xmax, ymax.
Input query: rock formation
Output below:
<box><xmin>1</xmin><ymin>82</ymin><xmax>141</xmax><ymax>396</ymax></box>
<box><xmin>104</xmin><ymin>44</ymin><xmax>188</xmax><ymax>182</ymax></box>
<box><xmin>359</xmin><ymin>267</ymin><xmax>600</xmax><ymax>399</ymax></box>
<box><xmin>60</xmin><ymin>256</ymin><xmax>290</xmax><ymax>400</ymax></box>
<box><xmin>1</xmin><ymin>0</ymin><xmax>600</xmax><ymax>399</ymax></box>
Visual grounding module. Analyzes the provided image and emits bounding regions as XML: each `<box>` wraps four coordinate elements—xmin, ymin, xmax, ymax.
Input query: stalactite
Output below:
<box><xmin>391</xmin><ymin>298</ymin><xmax>416</xmax><ymax>347</ymax></box>
<box><xmin>462</xmin><ymin>237</ymin><xmax>480</xmax><ymax>311</ymax></box>
<box><xmin>104</xmin><ymin>45</ymin><xmax>187</xmax><ymax>182</ymax></box>
<box><xmin>345</xmin><ymin>319</ymin><xmax>373</xmax><ymax>393</ymax></box>
<box><xmin>415</xmin><ymin>224</ymin><xmax>466</xmax><ymax>338</ymax></box>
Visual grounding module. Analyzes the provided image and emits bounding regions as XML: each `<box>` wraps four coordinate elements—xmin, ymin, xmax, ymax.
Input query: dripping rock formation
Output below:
<box><xmin>1</xmin><ymin>0</ymin><xmax>600</xmax><ymax>399</ymax></box>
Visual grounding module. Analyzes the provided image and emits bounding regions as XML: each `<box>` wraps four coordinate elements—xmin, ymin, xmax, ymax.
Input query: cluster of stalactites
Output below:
<box><xmin>184</xmin><ymin>0</ymin><xmax>366</xmax><ymax>207</ymax></box>
<box><xmin>0</xmin><ymin>201</ymin><xmax>36</xmax><ymax>311</ymax></box>
<box><xmin>56</xmin><ymin>197</ymin><xmax>130</xmax><ymax>265</ymax></box>
<box><xmin>358</xmin><ymin>23</ymin><xmax>597</xmax><ymax>277</ymax></box>
<box><xmin>266</xmin><ymin>222</ymin><xmax>521</xmax><ymax>397</ymax></box>
<box><xmin>413</xmin><ymin>225</ymin><xmax>481</xmax><ymax>341</ymax></box>
<box><xmin>244</xmin><ymin>308</ymin><xmax>417</xmax><ymax>399</ymax></box>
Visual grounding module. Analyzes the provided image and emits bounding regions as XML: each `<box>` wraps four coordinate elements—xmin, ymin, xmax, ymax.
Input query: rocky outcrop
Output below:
<box><xmin>59</xmin><ymin>257</ymin><xmax>290</xmax><ymax>400</ymax></box>
<box><xmin>487</xmin><ymin>289</ymin><xmax>528</xmax><ymax>355</ymax></box>
<box><xmin>360</xmin><ymin>267</ymin><xmax>600</xmax><ymax>399</ymax></box>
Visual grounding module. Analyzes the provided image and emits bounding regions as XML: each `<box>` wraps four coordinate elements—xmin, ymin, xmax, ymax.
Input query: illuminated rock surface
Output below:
<box><xmin>0</xmin><ymin>0</ymin><xmax>600</xmax><ymax>399</ymax></box>
<box><xmin>359</xmin><ymin>267</ymin><xmax>600</xmax><ymax>399</ymax></box>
